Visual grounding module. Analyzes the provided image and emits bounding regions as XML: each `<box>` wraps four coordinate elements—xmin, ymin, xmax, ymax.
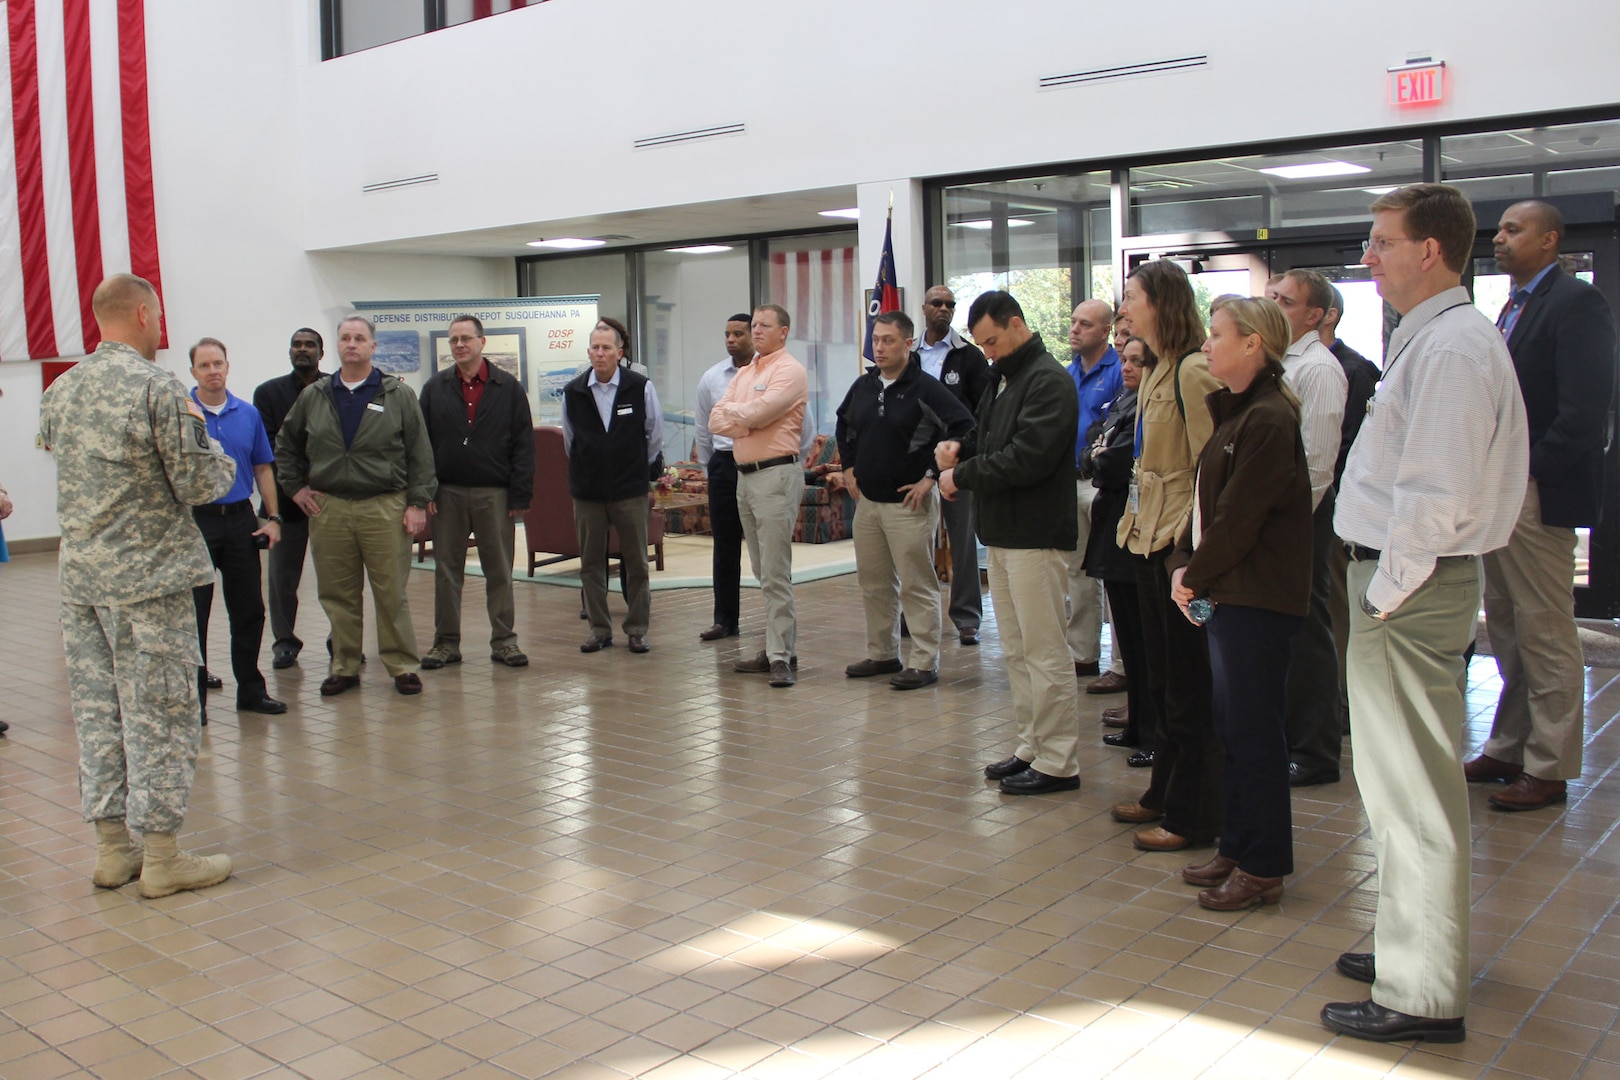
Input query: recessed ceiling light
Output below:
<box><xmin>1258</xmin><ymin>161</ymin><xmax>1372</xmax><ymax>180</ymax></box>
<box><xmin>527</xmin><ymin>237</ymin><xmax>607</xmax><ymax>249</ymax></box>
<box><xmin>665</xmin><ymin>245</ymin><xmax>734</xmax><ymax>254</ymax></box>
<box><xmin>818</xmin><ymin>207</ymin><xmax>861</xmax><ymax>220</ymax></box>
<box><xmin>951</xmin><ymin>218</ymin><xmax>1034</xmax><ymax>230</ymax></box>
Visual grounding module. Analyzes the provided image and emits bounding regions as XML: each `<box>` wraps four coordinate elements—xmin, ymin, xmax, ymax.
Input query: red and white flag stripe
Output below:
<box><xmin>768</xmin><ymin>246</ymin><xmax>857</xmax><ymax>346</ymax></box>
<box><xmin>1</xmin><ymin>0</ymin><xmax>162</xmax><ymax>362</ymax></box>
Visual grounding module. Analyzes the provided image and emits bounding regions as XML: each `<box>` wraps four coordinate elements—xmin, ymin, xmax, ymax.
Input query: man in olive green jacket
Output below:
<box><xmin>276</xmin><ymin>316</ymin><xmax>436</xmax><ymax>696</ymax></box>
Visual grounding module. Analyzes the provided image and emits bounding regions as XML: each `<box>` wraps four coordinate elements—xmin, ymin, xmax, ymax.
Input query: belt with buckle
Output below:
<box><xmin>195</xmin><ymin>500</ymin><xmax>253</xmax><ymax>517</ymax></box>
<box><xmin>736</xmin><ymin>454</ymin><xmax>798</xmax><ymax>474</ymax></box>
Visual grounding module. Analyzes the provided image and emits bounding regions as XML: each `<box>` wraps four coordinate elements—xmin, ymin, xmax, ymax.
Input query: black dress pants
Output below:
<box><xmin>1208</xmin><ymin>603</ymin><xmax>1301</xmax><ymax>877</ymax></box>
<box><xmin>1104</xmin><ymin>576</ymin><xmax>1155</xmax><ymax>750</ymax></box>
<box><xmin>1134</xmin><ymin>546</ymin><xmax>1222</xmax><ymax>841</ymax></box>
<box><xmin>707</xmin><ymin>451</ymin><xmax>743</xmax><ymax>631</ymax></box>
<box><xmin>193</xmin><ymin>505</ymin><xmax>268</xmax><ymax>708</ymax></box>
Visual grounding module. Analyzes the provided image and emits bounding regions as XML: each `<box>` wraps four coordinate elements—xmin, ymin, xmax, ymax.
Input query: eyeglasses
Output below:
<box><xmin>1362</xmin><ymin>237</ymin><xmax>1419</xmax><ymax>256</ymax></box>
<box><xmin>926</xmin><ymin>299</ymin><xmax>956</xmax><ymax>308</ymax></box>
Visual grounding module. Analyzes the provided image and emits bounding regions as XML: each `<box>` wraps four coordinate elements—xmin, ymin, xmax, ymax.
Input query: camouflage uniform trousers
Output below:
<box><xmin>62</xmin><ymin>589</ymin><xmax>204</xmax><ymax>834</ymax></box>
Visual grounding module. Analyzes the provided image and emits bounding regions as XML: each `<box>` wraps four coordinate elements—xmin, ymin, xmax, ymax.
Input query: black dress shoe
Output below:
<box><xmin>768</xmin><ymin>660</ymin><xmax>795</xmax><ymax>687</ymax></box>
<box><xmin>959</xmin><ymin>629</ymin><xmax>980</xmax><ymax>646</ymax></box>
<box><xmin>271</xmin><ymin>651</ymin><xmax>298</xmax><ymax>670</ymax></box>
<box><xmin>845</xmin><ymin>657</ymin><xmax>903</xmax><ymax>678</ymax></box>
<box><xmin>1000</xmin><ymin>767</ymin><xmax>1080</xmax><ymax>795</ymax></box>
<box><xmin>1288</xmin><ymin>761</ymin><xmax>1341</xmax><ymax>787</ymax></box>
<box><xmin>1336</xmin><ymin>952</ymin><xmax>1375</xmax><ymax>984</ymax></box>
<box><xmin>983</xmin><ymin>755</ymin><xmax>1031</xmax><ymax>780</ymax></box>
<box><xmin>238</xmin><ymin>696</ymin><xmax>288</xmax><ymax>715</ymax></box>
<box><xmin>580</xmin><ymin>635</ymin><xmax>614</xmax><ymax>653</ymax></box>
<box><xmin>1074</xmin><ymin>660</ymin><xmax>1100</xmax><ymax>677</ymax></box>
<box><xmin>699</xmin><ymin>623</ymin><xmax>738</xmax><ymax>641</ymax></box>
<box><xmin>1320</xmin><ymin>1000</ymin><xmax>1464</xmax><ymax>1043</ymax></box>
<box><xmin>204</xmin><ymin>671</ymin><xmax>223</xmax><ymax>690</ymax></box>
<box><xmin>627</xmin><ymin>635</ymin><xmax>650</xmax><ymax>654</ymax></box>
<box><xmin>735</xmin><ymin>651</ymin><xmax>798</xmax><ymax>673</ymax></box>
<box><xmin>1126</xmin><ymin>749</ymin><xmax>1155</xmax><ymax>768</ymax></box>
<box><xmin>1103</xmin><ymin>731</ymin><xmax>1139</xmax><ymax>748</ymax></box>
<box><xmin>889</xmin><ymin>668</ymin><xmax>938</xmax><ymax>690</ymax></box>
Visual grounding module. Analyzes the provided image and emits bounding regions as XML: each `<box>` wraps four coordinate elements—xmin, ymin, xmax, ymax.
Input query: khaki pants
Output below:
<box><xmin>1065</xmin><ymin>479</ymin><xmax>1104</xmax><ymax>666</ymax></box>
<box><xmin>62</xmin><ymin>590</ymin><xmax>203</xmax><ymax>834</ymax></box>
<box><xmin>737</xmin><ymin>463</ymin><xmax>803</xmax><ymax>663</ymax></box>
<box><xmin>310</xmin><ymin>491</ymin><xmax>420</xmax><ymax>678</ymax></box>
<box><xmin>432</xmin><ymin>485</ymin><xmax>517</xmax><ymax>650</ymax></box>
<box><xmin>575</xmin><ymin>495</ymin><xmax>651</xmax><ymax>639</ymax></box>
<box><xmin>1347</xmin><ymin>555</ymin><xmax>1478</xmax><ymax>1019</ymax></box>
<box><xmin>854</xmin><ymin>494</ymin><xmax>942</xmax><ymax>672</ymax></box>
<box><xmin>1482</xmin><ymin>480</ymin><xmax>1585</xmax><ymax>780</ymax></box>
<box><xmin>988</xmin><ymin>547</ymin><xmax>1081</xmax><ymax>777</ymax></box>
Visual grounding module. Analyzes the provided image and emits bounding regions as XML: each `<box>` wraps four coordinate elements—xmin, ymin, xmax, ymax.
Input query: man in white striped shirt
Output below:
<box><xmin>1267</xmin><ymin>270</ymin><xmax>1349</xmax><ymax>788</ymax></box>
<box><xmin>1323</xmin><ymin>184</ymin><xmax>1528</xmax><ymax>1046</ymax></box>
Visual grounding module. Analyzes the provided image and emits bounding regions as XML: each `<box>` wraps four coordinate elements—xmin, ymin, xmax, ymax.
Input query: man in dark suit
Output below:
<box><xmin>915</xmin><ymin>285</ymin><xmax>991</xmax><ymax>644</ymax></box>
<box><xmin>1466</xmin><ymin>200</ymin><xmax>1617</xmax><ymax>811</ymax></box>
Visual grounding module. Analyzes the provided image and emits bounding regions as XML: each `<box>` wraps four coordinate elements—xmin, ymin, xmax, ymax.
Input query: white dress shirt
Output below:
<box><xmin>1335</xmin><ymin>286</ymin><xmax>1529</xmax><ymax>613</ymax></box>
<box><xmin>1281</xmin><ymin>334</ymin><xmax>1348</xmax><ymax>509</ymax></box>
<box><xmin>694</xmin><ymin>357</ymin><xmax>743</xmax><ymax>466</ymax></box>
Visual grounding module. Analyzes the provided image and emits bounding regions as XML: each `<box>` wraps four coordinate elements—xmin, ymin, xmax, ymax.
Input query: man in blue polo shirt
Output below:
<box><xmin>189</xmin><ymin>338</ymin><xmax>286</xmax><ymax>720</ymax></box>
<box><xmin>1065</xmin><ymin>299</ymin><xmax>1123</xmax><ymax>681</ymax></box>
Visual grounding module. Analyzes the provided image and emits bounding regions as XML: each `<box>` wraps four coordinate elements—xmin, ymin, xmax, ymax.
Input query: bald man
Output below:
<box><xmin>40</xmin><ymin>273</ymin><xmax>238</xmax><ymax>898</ymax></box>
<box><xmin>1467</xmin><ymin>200</ymin><xmax>1618</xmax><ymax>811</ymax></box>
<box><xmin>1065</xmin><ymin>300</ymin><xmax>1124</xmax><ymax>684</ymax></box>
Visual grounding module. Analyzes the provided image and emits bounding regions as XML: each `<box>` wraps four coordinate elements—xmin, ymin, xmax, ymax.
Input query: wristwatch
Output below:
<box><xmin>924</xmin><ymin>467</ymin><xmax>938</xmax><ymax>480</ymax></box>
<box><xmin>266</xmin><ymin>514</ymin><xmax>284</xmax><ymax>524</ymax></box>
<box><xmin>1359</xmin><ymin>594</ymin><xmax>1388</xmax><ymax>621</ymax></box>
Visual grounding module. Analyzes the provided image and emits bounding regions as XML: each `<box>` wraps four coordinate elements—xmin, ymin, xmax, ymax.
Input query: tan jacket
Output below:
<box><xmin>1117</xmin><ymin>350</ymin><xmax>1222</xmax><ymax>556</ymax></box>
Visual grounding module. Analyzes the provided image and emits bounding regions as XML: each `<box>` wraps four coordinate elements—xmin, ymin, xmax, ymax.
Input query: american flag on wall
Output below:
<box><xmin>1</xmin><ymin>0</ymin><xmax>163</xmax><ymax>362</ymax></box>
<box><xmin>767</xmin><ymin>247</ymin><xmax>858</xmax><ymax>347</ymax></box>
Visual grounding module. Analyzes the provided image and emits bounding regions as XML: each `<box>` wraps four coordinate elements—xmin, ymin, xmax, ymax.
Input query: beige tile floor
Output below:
<box><xmin>1</xmin><ymin>550</ymin><xmax>1618</xmax><ymax>1080</ymax></box>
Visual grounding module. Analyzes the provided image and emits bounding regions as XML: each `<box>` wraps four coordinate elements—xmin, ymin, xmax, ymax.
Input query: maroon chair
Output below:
<box><xmin>523</xmin><ymin>426</ymin><xmax>663</xmax><ymax>575</ymax></box>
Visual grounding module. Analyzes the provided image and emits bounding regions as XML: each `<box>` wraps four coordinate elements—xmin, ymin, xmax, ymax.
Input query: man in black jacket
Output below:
<box><xmin>418</xmin><ymin>316</ymin><xmax>536</xmax><ymax>670</ymax></box>
<box><xmin>916</xmin><ymin>285</ymin><xmax>992</xmax><ymax>644</ymax></box>
<box><xmin>1466</xmin><ymin>201</ymin><xmax>1617</xmax><ymax>811</ymax></box>
<box><xmin>833</xmin><ymin>311</ymin><xmax>974</xmax><ymax>690</ymax></box>
<box><xmin>253</xmin><ymin>328</ymin><xmax>327</xmax><ymax>669</ymax></box>
<box><xmin>562</xmin><ymin>323</ymin><xmax>664</xmax><ymax>654</ymax></box>
<box><xmin>937</xmin><ymin>291</ymin><xmax>1081</xmax><ymax>794</ymax></box>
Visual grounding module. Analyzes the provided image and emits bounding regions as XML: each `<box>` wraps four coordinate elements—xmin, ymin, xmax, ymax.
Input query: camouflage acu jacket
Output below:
<box><xmin>40</xmin><ymin>340</ymin><xmax>236</xmax><ymax>605</ymax></box>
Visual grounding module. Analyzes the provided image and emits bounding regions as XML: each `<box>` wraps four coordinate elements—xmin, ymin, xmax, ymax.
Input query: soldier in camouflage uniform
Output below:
<box><xmin>40</xmin><ymin>273</ymin><xmax>239</xmax><ymax>899</ymax></box>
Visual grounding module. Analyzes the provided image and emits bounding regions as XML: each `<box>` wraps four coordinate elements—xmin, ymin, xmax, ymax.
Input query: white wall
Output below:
<box><xmin>2</xmin><ymin>2</ymin><xmax>512</xmax><ymax>543</ymax></box>
<box><xmin>298</xmin><ymin>0</ymin><xmax>1620</xmax><ymax>251</ymax></box>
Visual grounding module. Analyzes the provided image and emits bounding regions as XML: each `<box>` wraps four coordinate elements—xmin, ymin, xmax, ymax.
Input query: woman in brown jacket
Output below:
<box><xmin>1168</xmin><ymin>296</ymin><xmax>1313</xmax><ymax>910</ymax></box>
<box><xmin>1110</xmin><ymin>260</ymin><xmax>1224</xmax><ymax>852</ymax></box>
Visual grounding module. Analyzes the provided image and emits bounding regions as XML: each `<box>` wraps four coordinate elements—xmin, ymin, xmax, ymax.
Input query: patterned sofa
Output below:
<box><xmin>661</xmin><ymin>434</ymin><xmax>854</xmax><ymax>544</ymax></box>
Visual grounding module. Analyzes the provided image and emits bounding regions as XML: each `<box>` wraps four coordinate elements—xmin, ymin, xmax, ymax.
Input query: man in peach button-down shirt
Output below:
<box><xmin>709</xmin><ymin>304</ymin><xmax>808</xmax><ymax>687</ymax></box>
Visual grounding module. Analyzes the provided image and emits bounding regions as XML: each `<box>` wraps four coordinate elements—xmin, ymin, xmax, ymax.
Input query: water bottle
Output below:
<box><xmin>1188</xmin><ymin>598</ymin><xmax>1214</xmax><ymax>625</ymax></box>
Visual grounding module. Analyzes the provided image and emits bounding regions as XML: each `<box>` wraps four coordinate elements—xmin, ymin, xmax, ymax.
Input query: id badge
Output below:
<box><xmin>1128</xmin><ymin>480</ymin><xmax>1140</xmax><ymax>514</ymax></box>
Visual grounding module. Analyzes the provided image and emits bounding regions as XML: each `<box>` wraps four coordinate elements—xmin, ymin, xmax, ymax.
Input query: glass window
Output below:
<box><xmin>444</xmin><ymin>0</ymin><xmax>536</xmax><ymax>28</ymax></box>
<box><xmin>336</xmin><ymin>0</ymin><xmax>425</xmax><ymax>54</ymax></box>
<box><xmin>940</xmin><ymin>173</ymin><xmax>1111</xmax><ymax>351</ymax></box>
<box><xmin>1129</xmin><ymin>141</ymin><xmax>1424</xmax><ymax>235</ymax></box>
<box><xmin>522</xmin><ymin>253</ymin><xmax>628</xmax><ymax>326</ymax></box>
<box><xmin>761</xmin><ymin>231</ymin><xmax>859</xmax><ymax>440</ymax></box>
<box><xmin>1441</xmin><ymin>121</ymin><xmax>1620</xmax><ymax>194</ymax></box>
<box><xmin>641</xmin><ymin>248</ymin><xmax>751</xmax><ymax>463</ymax></box>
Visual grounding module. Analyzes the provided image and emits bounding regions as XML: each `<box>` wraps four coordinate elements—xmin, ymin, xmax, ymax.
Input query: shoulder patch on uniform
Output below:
<box><xmin>182</xmin><ymin>413</ymin><xmax>213</xmax><ymax>454</ymax></box>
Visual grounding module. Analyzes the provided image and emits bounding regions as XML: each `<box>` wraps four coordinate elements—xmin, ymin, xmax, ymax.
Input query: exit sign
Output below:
<box><xmin>1389</xmin><ymin>61</ymin><xmax>1445</xmax><ymax>106</ymax></box>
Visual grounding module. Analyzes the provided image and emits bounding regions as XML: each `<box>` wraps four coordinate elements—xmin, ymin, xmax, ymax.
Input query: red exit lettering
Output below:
<box><xmin>1389</xmin><ymin>64</ymin><xmax>1445</xmax><ymax>106</ymax></box>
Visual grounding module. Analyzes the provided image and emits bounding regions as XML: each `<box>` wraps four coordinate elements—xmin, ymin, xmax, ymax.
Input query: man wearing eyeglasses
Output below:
<box><xmin>916</xmin><ymin>285</ymin><xmax>991</xmax><ymax>644</ymax></box>
<box><xmin>833</xmin><ymin>311</ymin><xmax>974</xmax><ymax>689</ymax></box>
<box><xmin>417</xmin><ymin>315</ymin><xmax>536</xmax><ymax>671</ymax></box>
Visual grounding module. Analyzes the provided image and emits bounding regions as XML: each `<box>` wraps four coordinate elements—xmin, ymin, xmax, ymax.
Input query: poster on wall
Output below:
<box><xmin>350</xmin><ymin>295</ymin><xmax>599</xmax><ymax>425</ymax></box>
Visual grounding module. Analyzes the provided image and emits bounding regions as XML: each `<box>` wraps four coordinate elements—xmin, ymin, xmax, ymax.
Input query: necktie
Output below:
<box><xmin>1497</xmin><ymin>289</ymin><xmax>1530</xmax><ymax>339</ymax></box>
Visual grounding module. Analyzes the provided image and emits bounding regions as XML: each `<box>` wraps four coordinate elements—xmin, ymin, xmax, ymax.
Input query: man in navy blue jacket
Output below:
<box><xmin>833</xmin><ymin>311</ymin><xmax>974</xmax><ymax>689</ymax></box>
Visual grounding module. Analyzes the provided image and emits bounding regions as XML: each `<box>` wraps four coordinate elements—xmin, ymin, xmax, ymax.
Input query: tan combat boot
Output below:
<box><xmin>137</xmin><ymin>832</ymin><xmax>232</xmax><ymax>898</ymax></box>
<box><xmin>92</xmin><ymin>819</ymin><xmax>143</xmax><ymax>887</ymax></box>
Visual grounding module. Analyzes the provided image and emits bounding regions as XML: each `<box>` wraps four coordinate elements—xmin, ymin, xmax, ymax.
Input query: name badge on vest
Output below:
<box><xmin>366</xmin><ymin>402</ymin><xmax>385</xmax><ymax>413</ymax></box>
<box><xmin>615</xmin><ymin>405</ymin><xmax>633</xmax><ymax>416</ymax></box>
